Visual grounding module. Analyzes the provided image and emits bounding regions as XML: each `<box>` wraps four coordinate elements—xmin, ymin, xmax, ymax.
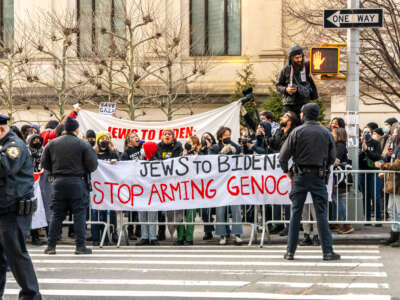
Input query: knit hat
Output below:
<box><xmin>64</xmin><ymin>117</ymin><xmax>79</xmax><ymax>132</ymax></box>
<box><xmin>301</xmin><ymin>103</ymin><xmax>319</xmax><ymax>121</ymax></box>
<box><xmin>96</xmin><ymin>132</ymin><xmax>111</xmax><ymax>145</ymax></box>
<box><xmin>86</xmin><ymin>129</ymin><xmax>96</xmax><ymax>139</ymax></box>
<box><xmin>143</xmin><ymin>142</ymin><xmax>158</xmax><ymax>161</ymax></box>
<box><xmin>384</xmin><ymin>117</ymin><xmax>398</xmax><ymax>126</ymax></box>
<box><xmin>162</xmin><ymin>128</ymin><xmax>175</xmax><ymax>137</ymax></box>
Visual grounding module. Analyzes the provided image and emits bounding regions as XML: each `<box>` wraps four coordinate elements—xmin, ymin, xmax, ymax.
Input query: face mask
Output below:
<box><xmin>100</xmin><ymin>140</ymin><xmax>109</xmax><ymax>149</ymax></box>
<box><xmin>184</xmin><ymin>143</ymin><xmax>192</xmax><ymax>151</ymax></box>
<box><xmin>89</xmin><ymin>141</ymin><xmax>96</xmax><ymax>147</ymax></box>
<box><xmin>31</xmin><ymin>143</ymin><xmax>41</xmax><ymax>149</ymax></box>
<box><xmin>383</xmin><ymin>126</ymin><xmax>390</xmax><ymax>135</ymax></box>
<box><xmin>280</xmin><ymin>122</ymin><xmax>287</xmax><ymax>128</ymax></box>
<box><xmin>222</xmin><ymin>137</ymin><xmax>231</xmax><ymax>144</ymax></box>
<box><xmin>364</xmin><ymin>133</ymin><xmax>371</xmax><ymax>141</ymax></box>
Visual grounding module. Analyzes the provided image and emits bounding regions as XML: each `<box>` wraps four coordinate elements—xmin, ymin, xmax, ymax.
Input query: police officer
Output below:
<box><xmin>41</xmin><ymin>117</ymin><xmax>98</xmax><ymax>255</ymax></box>
<box><xmin>0</xmin><ymin>114</ymin><xmax>42</xmax><ymax>299</ymax></box>
<box><xmin>279</xmin><ymin>103</ymin><xmax>340</xmax><ymax>261</ymax></box>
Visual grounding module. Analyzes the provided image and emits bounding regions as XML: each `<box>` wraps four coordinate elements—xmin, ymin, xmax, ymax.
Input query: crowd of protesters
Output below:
<box><xmin>6</xmin><ymin>100</ymin><xmax>399</xmax><ymax>249</ymax></box>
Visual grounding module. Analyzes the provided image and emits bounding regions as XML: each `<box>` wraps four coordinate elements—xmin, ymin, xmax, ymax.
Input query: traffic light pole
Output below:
<box><xmin>346</xmin><ymin>0</ymin><xmax>363</xmax><ymax>221</ymax></box>
<box><xmin>346</xmin><ymin>0</ymin><xmax>360</xmax><ymax>171</ymax></box>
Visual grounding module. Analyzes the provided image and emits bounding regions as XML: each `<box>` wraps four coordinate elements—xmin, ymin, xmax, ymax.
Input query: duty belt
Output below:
<box><xmin>297</xmin><ymin>165</ymin><xmax>321</xmax><ymax>174</ymax></box>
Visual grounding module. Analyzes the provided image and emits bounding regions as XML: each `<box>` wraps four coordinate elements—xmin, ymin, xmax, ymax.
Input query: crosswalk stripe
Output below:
<box><xmin>27</xmin><ymin>249</ymin><xmax>381</xmax><ymax>254</ymax></box>
<box><xmin>31</xmin><ymin>259</ymin><xmax>383</xmax><ymax>267</ymax></box>
<box><xmin>6</xmin><ymin>278</ymin><xmax>389</xmax><ymax>289</ymax></box>
<box><xmin>31</xmin><ymin>267</ymin><xmax>387</xmax><ymax>277</ymax></box>
<box><xmin>3</xmin><ymin>289</ymin><xmax>392</xmax><ymax>299</ymax></box>
<box><xmin>28</xmin><ymin>245</ymin><xmax>380</xmax><ymax>249</ymax></box>
<box><xmin>28</xmin><ymin>253</ymin><xmax>382</xmax><ymax>260</ymax></box>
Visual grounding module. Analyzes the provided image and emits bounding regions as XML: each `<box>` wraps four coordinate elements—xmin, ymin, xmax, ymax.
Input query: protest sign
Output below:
<box><xmin>78</xmin><ymin>102</ymin><xmax>240</xmax><ymax>150</ymax></box>
<box><xmin>32</xmin><ymin>172</ymin><xmax>48</xmax><ymax>229</ymax></box>
<box><xmin>99</xmin><ymin>102</ymin><xmax>117</xmax><ymax>115</ymax></box>
<box><xmin>90</xmin><ymin>154</ymin><xmax>332</xmax><ymax>211</ymax></box>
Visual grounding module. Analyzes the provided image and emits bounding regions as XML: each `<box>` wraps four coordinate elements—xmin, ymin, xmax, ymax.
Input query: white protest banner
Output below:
<box><xmin>78</xmin><ymin>102</ymin><xmax>241</xmax><ymax>150</ymax></box>
<box><xmin>32</xmin><ymin>172</ymin><xmax>48</xmax><ymax>230</ymax></box>
<box><xmin>90</xmin><ymin>154</ymin><xmax>332</xmax><ymax>211</ymax></box>
<box><xmin>99</xmin><ymin>102</ymin><xmax>116</xmax><ymax>115</ymax></box>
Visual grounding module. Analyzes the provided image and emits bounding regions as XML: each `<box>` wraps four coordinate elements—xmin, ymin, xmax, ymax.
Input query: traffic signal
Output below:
<box><xmin>310</xmin><ymin>47</ymin><xmax>340</xmax><ymax>75</ymax></box>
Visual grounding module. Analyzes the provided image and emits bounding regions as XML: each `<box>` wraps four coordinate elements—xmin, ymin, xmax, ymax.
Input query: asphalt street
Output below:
<box><xmin>4</xmin><ymin>243</ymin><xmax>399</xmax><ymax>300</ymax></box>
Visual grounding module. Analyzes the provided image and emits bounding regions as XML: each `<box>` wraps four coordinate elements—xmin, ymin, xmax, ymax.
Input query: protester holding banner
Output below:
<box><xmin>155</xmin><ymin>129</ymin><xmax>183</xmax><ymax>240</ymax></box>
<box><xmin>173</xmin><ymin>136</ymin><xmax>201</xmax><ymax>246</ymax></box>
<box><xmin>90</xmin><ymin>132</ymin><xmax>119</xmax><ymax>246</ymax></box>
<box><xmin>136</xmin><ymin>142</ymin><xmax>159</xmax><ymax>246</ymax></box>
<box><xmin>199</xmin><ymin>132</ymin><xmax>217</xmax><ymax>241</ymax></box>
<box><xmin>122</xmin><ymin>132</ymin><xmax>143</xmax><ymax>240</ymax></box>
<box><xmin>209</xmin><ymin>127</ymin><xmax>243</xmax><ymax>245</ymax></box>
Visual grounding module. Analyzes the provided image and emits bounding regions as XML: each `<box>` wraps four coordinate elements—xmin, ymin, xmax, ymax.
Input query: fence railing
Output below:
<box><xmin>59</xmin><ymin>169</ymin><xmax>400</xmax><ymax>248</ymax></box>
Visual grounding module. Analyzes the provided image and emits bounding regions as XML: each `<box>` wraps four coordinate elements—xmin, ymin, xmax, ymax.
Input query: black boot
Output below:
<box><xmin>312</xmin><ymin>235</ymin><xmax>320</xmax><ymax>246</ymax></box>
<box><xmin>300</xmin><ymin>234</ymin><xmax>312</xmax><ymax>246</ymax></box>
<box><xmin>75</xmin><ymin>246</ymin><xmax>92</xmax><ymax>255</ymax></box>
<box><xmin>382</xmin><ymin>231</ymin><xmax>399</xmax><ymax>246</ymax></box>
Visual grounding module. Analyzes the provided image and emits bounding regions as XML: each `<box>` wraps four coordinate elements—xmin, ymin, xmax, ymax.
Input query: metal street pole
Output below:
<box><xmin>346</xmin><ymin>0</ymin><xmax>363</xmax><ymax>221</ymax></box>
<box><xmin>346</xmin><ymin>0</ymin><xmax>360</xmax><ymax>171</ymax></box>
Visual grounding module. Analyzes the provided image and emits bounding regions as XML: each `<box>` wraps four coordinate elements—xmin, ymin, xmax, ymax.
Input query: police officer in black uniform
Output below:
<box><xmin>0</xmin><ymin>114</ymin><xmax>42</xmax><ymax>299</ymax></box>
<box><xmin>41</xmin><ymin>117</ymin><xmax>98</xmax><ymax>255</ymax></box>
<box><xmin>279</xmin><ymin>103</ymin><xmax>340</xmax><ymax>261</ymax></box>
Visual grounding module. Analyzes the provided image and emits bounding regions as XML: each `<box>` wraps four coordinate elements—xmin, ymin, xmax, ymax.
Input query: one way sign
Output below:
<box><xmin>324</xmin><ymin>9</ymin><xmax>383</xmax><ymax>28</ymax></box>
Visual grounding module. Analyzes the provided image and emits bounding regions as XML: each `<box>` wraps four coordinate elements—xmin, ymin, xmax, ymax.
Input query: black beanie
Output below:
<box><xmin>64</xmin><ymin>117</ymin><xmax>79</xmax><ymax>132</ymax></box>
<box><xmin>45</xmin><ymin>120</ymin><xmax>59</xmax><ymax>130</ymax></box>
<box><xmin>385</xmin><ymin>117</ymin><xmax>398</xmax><ymax>126</ymax></box>
<box><xmin>301</xmin><ymin>103</ymin><xmax>319</xmax><ymax>121</ymax></box>
<box><xmin>374</xmin><ymin>128</ymin><xmax>384</xmax><ymax>136</ymax></box>
<box><xmin>86</xmin><ymin>129</ymin><xmax>96</xmax><ymax>139</ymax></box>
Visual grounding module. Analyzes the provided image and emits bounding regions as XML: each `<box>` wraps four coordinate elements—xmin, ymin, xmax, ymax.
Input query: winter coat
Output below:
<box><xmin>276</xmin><ymin>46</ymin><xmax>318</xmax><ymax>106</ymax></box>
<box><xmin>381</xmin><ymin>159</ymin><xmax>400</xmax><ymax>195</ymax></box>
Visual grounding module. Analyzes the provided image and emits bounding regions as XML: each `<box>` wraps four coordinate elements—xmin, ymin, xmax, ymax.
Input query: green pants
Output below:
<box><xmin>177</xmin><ymin>209</ymin><xmax>196</xmax><ymax>242</ymax></box>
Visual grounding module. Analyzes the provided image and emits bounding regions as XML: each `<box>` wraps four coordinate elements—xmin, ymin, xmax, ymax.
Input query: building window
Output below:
<box><xmin>0</xmin><ymin>0</ymin><xmax>14</xmax><ymax>49</ymax></box>
<box><xmin>77</xmin><ymin>0</ymin><xmax>125</xmax><ymax>57</ymax></box>
<box><xmin>190</xmin><ymin>0</ymin><xmax>241</xmax><ymax>56</ymax></box>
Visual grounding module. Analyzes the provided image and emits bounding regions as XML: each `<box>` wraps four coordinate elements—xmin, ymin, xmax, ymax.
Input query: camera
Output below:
<box><xmin>239</xmin><ymin>88</ymin><xmax>255</xmax><ymax>105</ymax></box>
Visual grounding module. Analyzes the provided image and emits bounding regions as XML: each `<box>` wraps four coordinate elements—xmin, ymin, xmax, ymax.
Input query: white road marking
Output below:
<box><xmin>3</xmin><ymin>289</ymin><xmax>392</xmax><ymax>299</ymax></box>
<box><xmin>28</xmin><ymin>253</ymin><xmax>382</xmax><ymax>260</ymax></box>
<box><xmin>258</xmin><ymin>281</ymin><xmax>389</xmax><ymax>289</ymax></box>
<box><xmin>31</xmin><ymin>259</ymin><xmax>383</xmax><ymax>267</ymax></box>
<box><xmin>27</xmin><ymin>249</ymin><xmax>381</xmax><ymax>254</ymax></box>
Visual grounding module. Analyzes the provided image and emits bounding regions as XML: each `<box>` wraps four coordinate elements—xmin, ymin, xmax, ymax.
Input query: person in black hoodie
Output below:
<box><xmin>209</xmin><ymin>127</ymin><xmax>243</xmax><ymax>245</ymax></box>
<box><xmin>359</xmin><ymin>126</ymin><xmax>382</xmax><ymax>223</ymax></box>
<box><xmin>89</xmin><ymin>132</ymin><xmax>119</xmax><ymax>246</ymax></box>
<box><xmin>27</xmin><ymin>134</ymin><xmax>47</xmax><ymax>246</ymax></box>
<box><xmin>121</xmin><ymin>132</ymin><xmax>143</xmax><ymax>240</ymax></box>
<box><xmin>276</xmin><ymin>46</ymin><xmax>318</xmax><ymax>116</ymax></box>
<box><xmin>155</xmin><ymin>129</ymin><xmax>183</xmax><ymax>241</ymax></box>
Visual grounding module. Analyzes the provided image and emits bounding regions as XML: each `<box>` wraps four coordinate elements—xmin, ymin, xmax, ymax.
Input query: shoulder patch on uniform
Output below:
<box><xmin>6</xmin><ymin>146</ymin><xmax>21</xmax><ymax>159</ymax></box>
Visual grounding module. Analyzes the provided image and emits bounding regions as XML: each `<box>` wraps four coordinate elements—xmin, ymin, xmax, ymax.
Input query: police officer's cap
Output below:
<box><xmin>0</xmin><ymin>114</ymin><xmax>10</xmax><ymax>125</ymax></box>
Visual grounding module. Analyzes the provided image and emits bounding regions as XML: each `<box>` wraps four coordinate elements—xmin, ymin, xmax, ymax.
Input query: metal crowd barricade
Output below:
<box><xmin>117</xmin><ymin>205</ymin><xmax>259</xmax><ymax>247</ymax></box>
<box><xmin>62</xmin><ymin>209</ymin><xmax>111</xmax><ymax>248</ymax></box>
<box><xmin>259</xmin><ymin>169</ymin><xmax>400</xmax><ymax>247</ymax></box>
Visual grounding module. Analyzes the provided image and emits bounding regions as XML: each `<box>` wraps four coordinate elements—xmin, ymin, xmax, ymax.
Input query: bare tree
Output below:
<box><xmin>148</xmin><ymin>5</ymin><xmax>212</xmax><ymax>121</ymax></box>
<box><xmin>0</xmin><ymin>24</ymin><xmax>34</xmax><ymax>123</ymax></box>
<box><xmin>83</xmin><ymin>0</ymin><xmax>166</xmax><ymax>120</ymax></box>
<box><xmin>285</xmin><ymin>0</ymin><xmax>400</xmax><ymax>112</ymax></box>
<box><xmin>23</xmin><ymin>10</ymin><xmax>89</xmax><ymax>120</ymax></box>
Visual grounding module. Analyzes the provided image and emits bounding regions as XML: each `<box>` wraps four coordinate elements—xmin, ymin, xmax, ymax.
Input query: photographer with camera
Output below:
<box><xmin>0</xmin><ymin>114</ymin><xmax>42</xmax><ymax>299</ymax></box>
<box><xmin>276</xmin><ymin>46</ymin><xmax>318</xmax><ymax>116</ymax></box>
